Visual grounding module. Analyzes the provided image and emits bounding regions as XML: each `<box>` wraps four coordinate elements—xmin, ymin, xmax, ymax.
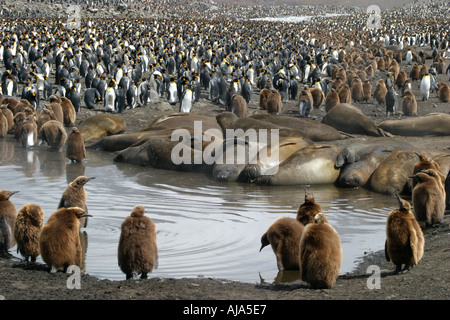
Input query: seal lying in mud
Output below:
<box><xmin>369</xmin><ymin>150</ymin><xmax>450</xmax><ymax>195</ymax></box>
<box><xmin>240</xmin><ymin>144</ymin><xmax>340</xmax><ymax>186</ymax></box>
<box><xmin>249</xmin><ymin>114</ymin><xmax>342</xmax><ymax>142</ymax></box>
<box><xmin>335</xmin><ymin>139</ymin><xmax>415</xmax><ymax>188</ymax></box>
<box><xmin>378</xmin><ymin>113</ymin><xmax>450</xmax><ymax>136</ymax></box>
<box><xmin>321</xmin><ymin>103</ymin><xmax>385</xmax><ymax>137</ymax></box>
<box><xmin>78</xmin><ymin>114</ymin><xmax>126</xmax><ymax>142</ymax></box>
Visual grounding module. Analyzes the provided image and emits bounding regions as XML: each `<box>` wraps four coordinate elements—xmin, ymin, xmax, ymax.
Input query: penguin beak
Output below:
<box><xmin>80</xmin><ymin>214</ymin><xmax>92</xmax><ymax>219</ymax></box>
<box><xmin>8</xmin><ymin>191</ymin><xmax>19</xmax><ymax>197</ymax></box>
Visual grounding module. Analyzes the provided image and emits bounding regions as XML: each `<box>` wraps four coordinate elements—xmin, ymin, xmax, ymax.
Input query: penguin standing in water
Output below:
<box><xmin>126</xmin><ymin>82</ymin><xmax>138</xmax><ymax>110</ymax></box>
<box><xmin>104</xmin><ymin>80</ymin><xmax>116</xmax><ymax>112</ymax></box>
<box><xmin>385</xmin><ymin>85</ymin><xmax>398</xmax><ymax>116</ymax></box>
<box><xmin>115</xmin><ymin>84</ymin><xmax>126</xmax><ymax>114</ymax></box>
<box><xmin>179</xmin><ymin>84</ymin><xmax>193</xmax><ymax>113</ymax></box>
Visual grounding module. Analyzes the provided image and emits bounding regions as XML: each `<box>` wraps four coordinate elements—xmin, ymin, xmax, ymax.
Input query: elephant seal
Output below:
<box><xmin>216</xmin><ymin>112</ymin><xmax>313</xmax><ymax>142</ymax></box>
<box><xmin>89</xmin><ymin>113</ymin><xmax>222</xmax><ymax>152</ymax></box>
<box><xmin>78</xmin><ymin>114</ymin><xmax>126</xmax><ymax>142</ymax></box>
<box><xmin>335</xmin><ymin>139</ymin><xmax>415</xmax><ymax>188</ymax></box>
<box><xmin>145</xmin><ymin>112</ymin><xmax>222</xmax><ymax>133</ymax></box>
<box><xmin>249</xmin><ymin>114</ymin><xmax>342</xmax><ymax>142</ymax></box>
<box><xmin>241</xmin><ymin>144</ymin><xmax>340</xmax><ymax>186</ymax></box>
<box><xmin>378</xmin><ymin>113</ymin><xmax>450</xmax><ymax>136</ymax></box>
<box><xmin>321</xmin><ymin>103</ymin><xmax>384</xmax><ymax>137</ymax></box>
<box><xmin>369</xmin><ymin>150</ymin><xmax>422</xmax><ymax>195</ymax></box>
<box><xmin>114</xmin><ymin>129</ymin><xmax>222</xmax><ymax>174</ymax></box>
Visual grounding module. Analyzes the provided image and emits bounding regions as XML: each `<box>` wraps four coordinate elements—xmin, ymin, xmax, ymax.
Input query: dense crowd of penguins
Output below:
<box><xmin>0</xmin><ymin>0</ymin><xmax>449</xmax><ymax>288</ymax></box>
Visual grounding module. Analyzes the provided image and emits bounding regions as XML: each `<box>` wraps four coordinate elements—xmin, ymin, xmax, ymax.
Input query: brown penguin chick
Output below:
<box><xmin>58</xmin><ymin>176</ymin><xmax>95</xmax><ymax>228</ymax></box>
<box><xmin>60</xmin><ymin>96</ymin><xmax>76</xmax><ymax>127</ymax></box>
<box><xmin>296</xmin><ymin>189</ymin><xmax>324</xmax><ymax>226</ymax></box>
<box><xmin>37</xmin><ymin>106</ymin><xmax>56</xmax><ymax>132</ymax></box>
<box><xmin>0</xmin><ymin>105</ymin><xmax>14</xmax><ymax>133</ymax></box>
<box><xmin>48</xmin><ymin>95</ymin><xmax>64</xmax><ymax>124</ymax></box>
<box><xmin>20</xmin><ymin>116</ymin><xmax>38</xmax><ymax>148</ymax></box>
<box><xmin>396</xmin><ymin>70</ymin><xmax>407</xmax><ymax>89</ymax></box>
<box><xmin>66</xmin><ymin>127</ymin><xmax>86</xmax><ymax>162</ymax></box>
<box><xmin>377</xmin><ymin>57</ymin><xmax>386</xmax><ymax>71</ymax></box>
<box><xmin>411</xmin><ymin>170</ymin><xmax>446</xmax><ymax>228</ymax></box>
<box><xmin>118</xmin><ymin>205</ymin><xmax>158</xmax><ymax>280</ymax></box>
<box><xmin>38</xmin><ymin>120</ymin><xmax>67</xmax><ymax>151</ymax></box>
<box><xmin>373</xmin><ymin>79</ymin><xmax>388</xmax><ymax>105</ymax></box>
<box><xmin>0</xmin><ymin>112</ymin><xmax>7</xmax><ymax>138</ymax></box>
<box><xmin>266</xmin><ymin>89</ymin><xmax>282</xmax><ymax>114</ymax></box>
<box><xmin>229</xmin><ymin>94</ymin><xmax>247</xmax><ymax>118</ymax></box>
<box><xmin>385</xmin><ymin>194</ymin><xmax>424</xmax><ymax>273</ymax></box>
<box><xmin>299</xmin><ymin>212</ymin><xmax>342</xmax><ymax>289</ymax></box>
<box><xmin>310</xmin><ymin>87</ymin><xmax>324</xmax><ymax>108</ymax></box>
<box><xmin>260</xmin><ymin>217</ymin><xmax>304</xmax><ymax>271</ymax></box>
<box><xmin>436</xmin><ymin>82</ymin><xmax>450</xmax><ymax>103</ymax></box>
<box><xmin>39</xmin><ymin>207</ymin><xmax>91</xmax><ymax>272</ymax></box>
<box><xmin>410</xmin><ymin>63</ymin><xmax>420</xmax><ymax>81</ymax></box>
<box><xmin>14</xmin><ymin>203</ymin><xmax>45</xmax><ymax>262</ymax></box>
<box><xmin>338</xmin><ymin>84</ymin><xmax>352</xmax><ymax>104</ymax></box>
<box><xmin>419</xmin><ymin>65</ymin><xmax>427</xmax><ymax>80</ymax></box>
<box><xmin>401</xmin><ymin>90</ymin><xmax>418</xmax><ymax>116</ymax></box>
<box><xmin>0</xmin><ymin>190</ymin><xmax>19</xmax><ymax>257</ymax></box>
<box><xmin>362</xmin><ymin>79</ymin><xmax>372</xmax><ymax>102</ymax></box>
<box><xmin>412</xmin><ymin>153</ymin><xmax>446</xmax><ymax>190</ymax></box>
<box><xmin>259</xmin><ymin>88</ymin><xmax>271</xmax><ymax>110</ymax></box>
<box><xmin>298</xmin><ymin>87</ymin><xmax>313</xmax><ymax>117</ymax></box>
<box><xmin>324</xmin><ymin>88</ymin><xmax>340</xmax><ymax>112</ymax></box>
<box><xmin>351</xmin><ymin>77</ymin><xmax>364</xmax><ymax>103</ymax></box>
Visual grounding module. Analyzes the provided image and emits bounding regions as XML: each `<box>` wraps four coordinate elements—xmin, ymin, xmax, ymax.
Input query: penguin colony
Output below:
<box><xmin>0</xmin><ymin>0</ymin><xmax>449</xmax><ymax>286</ymax></box>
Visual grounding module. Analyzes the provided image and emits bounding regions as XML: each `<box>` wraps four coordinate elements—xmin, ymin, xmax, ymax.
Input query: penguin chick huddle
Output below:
<box><xmin>0</xmin><ymin>177</ymin><xmax>158</xmax><ymax>280</ymax></box>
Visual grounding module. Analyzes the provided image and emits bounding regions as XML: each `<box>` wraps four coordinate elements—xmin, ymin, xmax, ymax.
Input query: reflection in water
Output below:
<box><xmin>0</xmin><ymin>137</ymin><xmax>395</xmax><ymax>284</ymax></box>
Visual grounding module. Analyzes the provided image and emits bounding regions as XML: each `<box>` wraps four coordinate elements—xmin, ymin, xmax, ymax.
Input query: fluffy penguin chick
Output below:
<box><xmin>118</xmin><ymin>205</ymin><xmax>158</xmax><ymax>280</ymax></box>
<box><xmin>260</xmin><ymin>217</ymin><xmax>304</xmax><ymax>270</ymax></box>
<box><xmin>39</xmin><ymin>207</ymin><xmax>91</xmax><ymax>273</ymax></box>
<box><xmin>14</xmin><ymin>203</ymin><xmax>45</xmax><ymax>262</ymax></box>
<box><xmin>299</xmin><ymin>212</ymin><xmax>342</xmax><ymax>289</ymax></box>
<box><xmin>385</xmin><ymin>194</ymin><xmax>424</xmax><ymax>273</ymax></box>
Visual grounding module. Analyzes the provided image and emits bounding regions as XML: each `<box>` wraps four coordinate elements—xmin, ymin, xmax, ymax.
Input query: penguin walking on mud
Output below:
<box><xmin>84</xmin><ymin>87</ymin><xmax>101</xmax><ymax>110</ymax></box>
<box><xmin>179</xmin><ymin>84</ymin><xmax>193</xmax><ymax>113</ymax></box>
<box><xmin>420</xmin><ymin>74</ymin><xmax>431</xmax><ymax>101</ymax></box>
<box><xmin>115</xmin><ymin>84</ymin><xmax>126</xmax><ymax>114</ymax></box>
<box><xmin>104</xmin><ymin>80</ymin><xmax>116</xmax><ymax>112</ymax></box>
<box><xmin>385</xmin><ymin>85</ymin><xmax>398</xmax><ymax>116</ymax></box>
<box><xmin>127</xmin><ymin>82</ymin><xmax>138</xmax><ymax>109</ymax></box>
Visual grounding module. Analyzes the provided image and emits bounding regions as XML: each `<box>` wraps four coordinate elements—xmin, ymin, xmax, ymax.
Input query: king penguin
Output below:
<box><xmin>179</xmin><ymin>84</ymin><xmax>193</xmax><ymax>113</ymax></box>
<box><xmin>104</xmin><ymin>80</ymin><xmax>116</xmax><ymax>112</ymax></box>
<box><xmin>420</xmin><ymin>73</ymin><xmax>431</xmax><ymax>101</ymax></box>
<box><xmin>385</xmin><ymin>85</ymin><xmax>398</xmax><ymax>116</ymax></box>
